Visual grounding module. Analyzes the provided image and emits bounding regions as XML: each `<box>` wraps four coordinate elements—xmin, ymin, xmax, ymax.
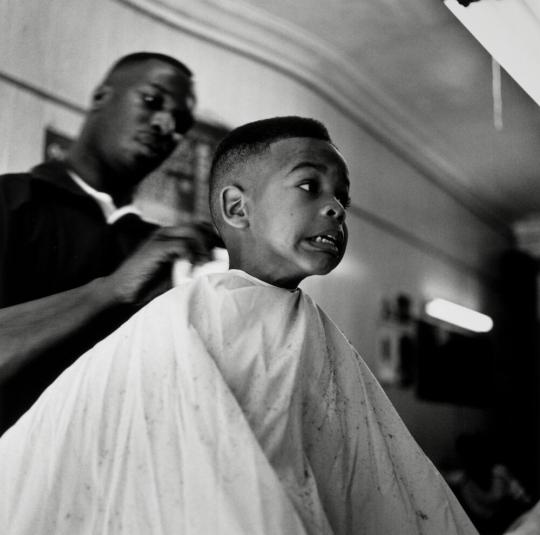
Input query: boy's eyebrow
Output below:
<box><xmin>288</xmin><ymin>162</ymin><xmax>351</xmax><ymax>188</ymax></box>
<box><xmin>289</xmin><ymin>162</ymin><xmax>325</xmax><ymax>174</ymax></box>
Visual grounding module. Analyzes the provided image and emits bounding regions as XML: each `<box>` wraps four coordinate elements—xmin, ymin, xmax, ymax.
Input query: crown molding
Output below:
<box><xmin>118</xmin><ymin>0</ymin><xmax>512</xmax><ymax>237</ymax></box>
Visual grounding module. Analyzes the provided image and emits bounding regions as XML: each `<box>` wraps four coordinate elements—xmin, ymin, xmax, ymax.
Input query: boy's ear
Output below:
<box><xmin>90</xmin><ymin>84</ymin><xmax>113</xmax><ymax>110</ymax></box>
<box><xmin>221</xmin><ymin>185</ymin><xmax>249</xmax><ymax>229</ymax></box>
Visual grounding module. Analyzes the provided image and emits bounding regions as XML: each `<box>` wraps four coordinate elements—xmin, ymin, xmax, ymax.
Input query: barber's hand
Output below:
<box><xmin>102</xmin><ymin>223</ymin><xmax>218</xmax><ymax>307</ymax></box>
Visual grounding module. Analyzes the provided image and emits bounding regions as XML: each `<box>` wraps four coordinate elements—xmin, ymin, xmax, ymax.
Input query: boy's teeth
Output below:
<box><xmin>314</xmin><ymin>236</ymin><xmax>335</xmax><ymax>245</ymax></box>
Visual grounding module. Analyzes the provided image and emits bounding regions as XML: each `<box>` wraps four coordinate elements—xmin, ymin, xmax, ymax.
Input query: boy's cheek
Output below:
<box><xmin>342</xmin><ymin>227</ymin><xmax>349</xmax><ymax>253</ymax></box>
<box><xmin>341</xmin><ymin>232</ymin><xmax>349</xmax><ymax>257</ymax></box>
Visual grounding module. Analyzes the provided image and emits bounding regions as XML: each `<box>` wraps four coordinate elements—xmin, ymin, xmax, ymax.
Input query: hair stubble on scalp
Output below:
<box><xmin>208</xmin><ymin>116</ymin><xmax>333</xmax><ymax>232</ymax></box>
<box><xmin>102</xmin><ymin>51</ymin><xmax>193</xmax><ymax>83</ymax></box>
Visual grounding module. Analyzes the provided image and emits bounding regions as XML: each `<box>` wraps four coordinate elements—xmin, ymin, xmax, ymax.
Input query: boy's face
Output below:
<box><xmin>245</xmin><ymin>137</ymin><xmax>350</xmax><ymax>288</ymax></box>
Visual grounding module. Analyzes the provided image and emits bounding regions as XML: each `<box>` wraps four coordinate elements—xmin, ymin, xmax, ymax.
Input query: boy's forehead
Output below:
<box><xmin>267</xmin><ymin>137</ymin><xmax>349</xmax><ymax>177</ymax></box>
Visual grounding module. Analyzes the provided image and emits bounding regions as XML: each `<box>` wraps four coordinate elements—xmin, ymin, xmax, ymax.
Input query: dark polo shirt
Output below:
<box><xmin>0</xmin><ymin>161</ymin><xmax>156</xmax><ymax>432</ymax></box>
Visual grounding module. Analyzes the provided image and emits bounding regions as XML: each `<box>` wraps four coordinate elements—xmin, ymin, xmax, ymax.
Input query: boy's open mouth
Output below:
<box><xmin>306</xmin><ymin>232</ymin><xmax>342</xmax><ymax>255</ymax></box>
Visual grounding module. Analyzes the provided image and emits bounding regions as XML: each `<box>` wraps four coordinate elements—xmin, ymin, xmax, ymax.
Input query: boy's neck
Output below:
<box><xmin>228</xmin><ymin>258</ymin><xmax>302</xmax><ymax>290</ymax></box>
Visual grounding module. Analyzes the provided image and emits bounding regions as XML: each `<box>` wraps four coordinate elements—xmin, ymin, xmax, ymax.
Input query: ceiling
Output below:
<box><xmin>243</xmin><ymin>0</ymin><xmax>540</xmax><ymax>230</ymax></box>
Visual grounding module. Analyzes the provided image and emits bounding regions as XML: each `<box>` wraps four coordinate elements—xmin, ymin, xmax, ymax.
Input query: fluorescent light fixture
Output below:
<box><xmin>425</xmin><ymin>298</ymin><xmax>493</xmax><ymax>333</ymax></box>
<box><xmin>445</xmin><ymin>0</ymin><xmax>540</xmax><ymax>107</ymax></box>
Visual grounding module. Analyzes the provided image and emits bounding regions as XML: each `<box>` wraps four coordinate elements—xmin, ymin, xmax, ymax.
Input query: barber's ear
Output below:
<box><xmin>90</xmin><ymin>85</ymin><xmax>113</xmax><ymax>110</ymax></box>
<box><xmin>221</xmin><ymin>185</ymin><xmax>249</xmax><ymax>229</ymax></box>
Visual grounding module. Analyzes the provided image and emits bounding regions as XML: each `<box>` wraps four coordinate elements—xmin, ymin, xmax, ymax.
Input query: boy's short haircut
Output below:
<box><xmin>209</xmin><ymin>116</ymin><xmax>333</xmax><ymax>227</ymax></box>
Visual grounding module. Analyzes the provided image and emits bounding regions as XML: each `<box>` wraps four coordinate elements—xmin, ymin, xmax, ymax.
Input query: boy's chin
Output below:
<box><xmin>305</xmin><ymin>259</ymin><xmax>342</xmax><ymax>278</ymax></box>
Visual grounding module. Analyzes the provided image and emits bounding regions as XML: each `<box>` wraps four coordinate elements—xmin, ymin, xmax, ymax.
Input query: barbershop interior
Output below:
<box><xmin>1</xmin><ymin>1</ymin><xmax>540</xmax><ymax>534</ymax></box>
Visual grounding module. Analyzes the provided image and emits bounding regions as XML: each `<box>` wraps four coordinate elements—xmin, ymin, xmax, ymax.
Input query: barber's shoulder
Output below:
<box><xmin>0</xmin><ymin>161</ymin><xmax>74</xmax><ymax>209</ymax></box>
<box><xmin>0</xmin><ymin>171</ymin><xmax>34</xmax><ymax>210</ymax></box>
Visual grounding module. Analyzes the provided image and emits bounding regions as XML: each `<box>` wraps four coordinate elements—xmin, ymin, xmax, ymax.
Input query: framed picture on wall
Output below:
<box><xmin>135</xmin><ymin>120</ymin><xmax>229</xmax><ymax>226</ymax></box>
<box><xmin>415</xmin><ymin>320</ymin><xmax>494</xmax><ymax>407</ymax></box>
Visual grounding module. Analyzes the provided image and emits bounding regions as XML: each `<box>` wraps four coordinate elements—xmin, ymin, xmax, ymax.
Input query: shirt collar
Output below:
<box><xmin>67</xmin><ymin>170</ymin><xmax>143</xmax><ymax>224</ymax></box>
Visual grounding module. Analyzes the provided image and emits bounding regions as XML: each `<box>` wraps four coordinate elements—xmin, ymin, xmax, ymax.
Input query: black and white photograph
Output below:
<box><xmin>0</xmin><ymin>1</ymin><xmax>539</xmax><ymax>534</ymax></box>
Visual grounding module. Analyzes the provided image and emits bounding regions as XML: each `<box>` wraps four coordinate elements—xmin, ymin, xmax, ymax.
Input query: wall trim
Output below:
<box><xmin>118</xmin><ymin>0</ymin><xmax>512</xmax><ymax>239</ymax></box>
<box><xmin>0</xmin><ymin>70</ymin><xmax>85</xmax><ymax>116</ymax></box>
<box><xmin>349</xmin><ymin>205</ymin><xmax>499</xmax><ymax>285</ymax></box>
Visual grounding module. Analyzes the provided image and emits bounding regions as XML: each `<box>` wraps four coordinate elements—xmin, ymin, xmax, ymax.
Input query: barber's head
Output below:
<box><xmin>82</xmin><ymin>52</ymin><xmax>195</xmax><ymax>188</ymax></box>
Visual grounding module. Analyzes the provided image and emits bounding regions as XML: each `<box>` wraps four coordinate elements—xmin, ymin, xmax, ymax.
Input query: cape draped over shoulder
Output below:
<box><xmin>0</xmin><ymin>270</ymin><xmax>478</xmax><ymax>534</ymax></box>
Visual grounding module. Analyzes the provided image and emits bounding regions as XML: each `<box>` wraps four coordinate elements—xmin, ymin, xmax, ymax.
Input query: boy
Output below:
<box><xmin>0</xmin><ymin>117</ymin><xmax>477</xmax><ymax>534</ymax></box>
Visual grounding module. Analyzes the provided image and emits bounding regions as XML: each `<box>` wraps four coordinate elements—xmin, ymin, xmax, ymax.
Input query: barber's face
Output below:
<box><xmin>93</xmin><ymin>59</ymin><xmax>195</xmax><ymax>183</ymax></box>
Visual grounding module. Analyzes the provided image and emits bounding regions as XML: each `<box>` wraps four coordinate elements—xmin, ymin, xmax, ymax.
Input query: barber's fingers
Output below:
<box><xmin>153</xmin><ymin>223</ymin><xmax>224</xmax><ymax>252</ymax></box>
<box><xmin>151</xmin><ymin>225</ymin><xmax>203</xmax><ymax>240</ymax></box>
<box><xmin>104</xmin><ymin>222</ymin><xmax>221</xmax><ymax>306</ymax></box>
<box><xmin>192</xmin><ymin>221</ymin><xmax>225</xmax><ymax>249</ymax></box>
<box><xmin>154</xmin><ymin>222</ymin><xmax>216</xmax><ymax>238</ymax></box>
<box><xmin>106</xmin><ymin>238</ymin><xmax>192</xmax><ymax>306</ymax></box>
<box><xmin>137</xmin><ymin>236</ymin><xmax>204</xmax><ymax>266</ymax></box>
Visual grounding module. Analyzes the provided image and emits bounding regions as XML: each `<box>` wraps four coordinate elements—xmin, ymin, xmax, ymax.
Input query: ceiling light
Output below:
<box><xmin>445</xmin><ymin>0</ymin><xmax>540</xmax><ymax>107</ymax></box>
<box><xmin>425</xmin><ymin>298</ymin><xmax>493</xmax><ymax>333</ymax></box>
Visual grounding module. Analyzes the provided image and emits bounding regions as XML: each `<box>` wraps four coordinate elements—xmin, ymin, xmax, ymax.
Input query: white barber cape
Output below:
<box><xmin>0</xmin><ymin>270</ymin><xmax>478</xmax><ymax>535</ymax></box>
<box><xmin>504</xmin><ymin>500</ymin><xmax>540</xmax><ymax>535</ymax></box>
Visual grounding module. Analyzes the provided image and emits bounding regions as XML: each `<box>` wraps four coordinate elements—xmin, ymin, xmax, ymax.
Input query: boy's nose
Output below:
<box><xmin>322</xmin><ymin>199</ymin><xmax>346</xmax><ymax>222</ymax></box>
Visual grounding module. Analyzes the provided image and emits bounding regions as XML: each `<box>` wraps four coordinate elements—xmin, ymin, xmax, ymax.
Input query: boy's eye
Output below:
<box><xmin>298</xmin><ymin>181</ymin><xmax>319</xmax><ymax>193</ymax></box>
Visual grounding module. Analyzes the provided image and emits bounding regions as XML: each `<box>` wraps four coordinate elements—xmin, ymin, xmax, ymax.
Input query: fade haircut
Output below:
<box><xmin>209</xmin><ymin>116</ymin><xmax>333</xmax><ymax>228</ymax></box>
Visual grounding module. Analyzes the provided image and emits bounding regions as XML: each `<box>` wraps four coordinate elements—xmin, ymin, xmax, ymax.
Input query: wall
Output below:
<box><xmin>0</xmin><ymin>0</ymin><xmax>513</xmax><ymax>465</ymax></box>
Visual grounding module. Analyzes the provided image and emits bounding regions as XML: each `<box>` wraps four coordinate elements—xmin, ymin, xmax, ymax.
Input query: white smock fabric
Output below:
<box><xmin>0</xmin><ymin>270</ymin><xmax>478</xmax><ymax>535</ymax></box>
<box><xmin>504</xmin><ymin>500</ymin><xmax>540</xmax><ymax>535</ymax></box>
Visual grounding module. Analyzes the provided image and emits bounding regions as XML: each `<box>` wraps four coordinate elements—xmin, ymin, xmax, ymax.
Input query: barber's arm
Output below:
<box><xmin>0</xmin><ymin>224</ymin><xmax>214</xmax><ymax>381</ymax></box>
